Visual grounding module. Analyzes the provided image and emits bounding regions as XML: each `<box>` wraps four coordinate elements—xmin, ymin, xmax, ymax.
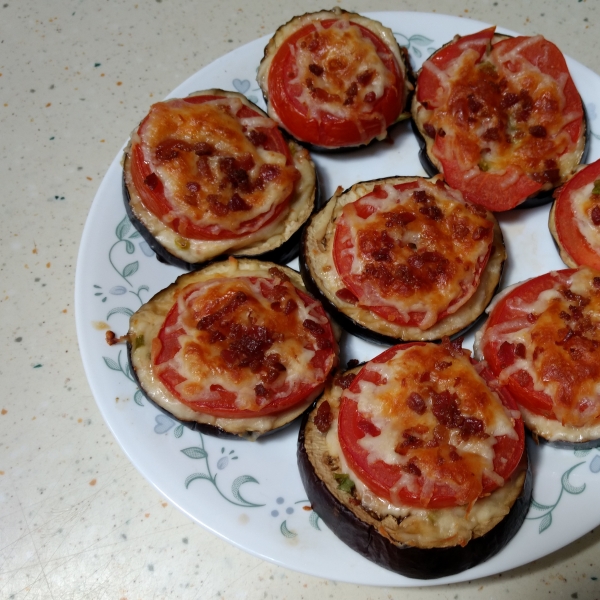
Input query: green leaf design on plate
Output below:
<box><xmin>134</xmin><ymin>389</ymin><xmax>144</xmax><ymax>406</ymax></box>
<box><xmin>280</xmin><ymin>520</ymin><xmax>297</xmax><ymax>538</ymax></box>
<box><xmin>181</xmin><ymin>447</ymin><xmax>208</xmax><ymax>460</ymax></box>
<box><xmin>107</xmin><ymin>306</ymin><xmax>134</xmax><ymax>320</ymax></box>
<box><xmin>122</xmin><ymin>261</ymin><xmax>139</xmax><ymax>279</ymax></box>
<box><xmin>309</xmin><ymin>510</ymin><xmax>321</xmax><ymax>531</ymax></box>
<box><xmin>174</xmin><ymin>424</ymin><xmax>184</xmax><ymax>438</ymax></box>
<box><xmin>539</xmin><ymin>512</ymin><xmax>552</xmax><ymax>534</ymax></box>
<box><xmin>103</xmin><ymin>356</ymin><xmax>120</xmax><ymax>371</ymax></box>
<box><xmin>231</xmin><ymin>475</ymin><xmax>263</xmax><ymax>507</ymax></box>
<box><xmin>185</xmin><ymin>472</ymin><xmax>213</xmax><ymax>488</ymax></box>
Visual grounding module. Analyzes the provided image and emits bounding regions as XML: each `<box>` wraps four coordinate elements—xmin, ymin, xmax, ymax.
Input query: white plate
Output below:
<box><xmin>75</xmin><ymin>12</ymin><xmax>600</xmax><ymax>586</ymax></box>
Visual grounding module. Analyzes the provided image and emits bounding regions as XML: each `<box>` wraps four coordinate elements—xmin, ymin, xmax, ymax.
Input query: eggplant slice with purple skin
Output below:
<box><xmin>297</xmin><ymin>369</ymin><xmax>532</xmax><ymax>580</ymax></box>
<box><xmin>123</xmin><ymin>89</ymin><xmax>319</xmax><ymax>271</ymax></box>
<box><xmin>411</xmin><ymin>31</ymin><xmax>588</xmax><ymax>211</ymax></box>
<box><xmin>300</xmin><ymin>175</ymin><xmax>506</xmax><ymax>345</ymax></box>
<box><xmin>124</xmin><ymin>258</ymin><xmax>339</xmax><ymax>440</ymax></box>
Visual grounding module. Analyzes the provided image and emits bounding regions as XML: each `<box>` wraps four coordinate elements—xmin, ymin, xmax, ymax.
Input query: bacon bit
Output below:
<box><xmin>303</xmin><ymin>319</ymin><xmax>325</xmax><ymax>335</ymax></box>
<box><xmin>527</xmin><ymin>312</ymin><xmax>538</xmax><ymax>323</ymax></box>
<box><xmin>144</xmin><ymin>173</ymin><xmax>159</xmax><ymax>190</ymax></box>
<box><xmin>529</xmin><ymin>125</ymin><xmax>547</xmax><ymax>138</ymax></box>
<box><xmin>591</xmin><ymin>206</ymin><xmax>600</xmax><ymax>226</ymax></box>
<box><xmin>371</xmin><ymin>184</ymin><xmax>388</xmax><ymax>199</ymax></box>
<box><xmin>514</xmin><ymin>343</ymin><xmax>526</xmax><ymax>359</ymax></box>
<box><xmin>516</xmin><ymin>89</ymin><xmax>533</xmax><ymax>122</ymax></box>
<box><xmin>384</xmin><ymin>211</ymin><xmax>416</xmax><ymax>227</ymax></box>
<box><xmin>498</xmin><ymin>341</ymin><xmax>516</xmax><ymax>369</ymax></box>
<box><xmin>431</xmin><ymin>390</ymin><xmax>463</xmax><ymax>428</ymax></box>
<box><xmin>197</xmin><ymin>291</ymin><xmax>248</xmax><ymax>330</ymax></box>
<box><xmin>344</xmin><ymin>82</ymin><xmax>359</xmax><ymax>106</ymax></box>
<box><xmin>533</xmin><ymin>346</ymin><xmax>544</xmax><ymax>361</ymax></box>
<box><xmin>358</xmin><ymin>417</ymin><xmax>381</xmax><ymax>437</ymax></box>
<box><xmin>419</xmin><ymin>372</ymin><xmax>430</xmax><ymax>383</ymax></box>
<box><xmin>357</xmin><ymin>70</ymin><xmax>375</xmax><ymax>86</ymax></box>
<box><xmin>419</xmin><ymin>205</ymin><xmax>443</xmax><ymax>221</ymax></box>
<box><xmin>364</xmin><ymin>91</ymin><xmax>376</xmax><ymax>103</ymax></box>
<box><xmin>452</xmin><ymin>221</ymin><xmax>470</xmax><ymax>239</ymax></box>
<box><xmin>500</xmin><ymin>92</ymin><xmax>519</xmax><ymax>109</ymax></box>
<box><xmin>105</xmin><ymin>330</ymin><xmax>126</xmax><ymax>345</ymax></box>
<box><xmin>482</xmin><ymin>127</ymin><xmax>500</xmax><ymax>142</ymax></box>
<box><xmin>283</xmin><ymin>299</ymin><xmax>298</xmax><ymax>315</ymax></box>
<box><xmin>449</xmin><ymin>448</ymin><xmax>461</xmax><ymax>462</ymax></box>
<box><xmin>407</xmin><ymin>392</ymin><xmax>427</xmax><ymax>415</ymax></box>
<box><xmin>308</xmin><ymin>63</ymin><xmax>324</xmax><ymax>76</ymax></box>
<box><xmin>467</xmin><ymin>203</ymin><xmax>488</xmax><ymax>218</ymax></box>
<box><xmin>594</xmin><ymin>277</ymin><xmax>600</xmax><ymax>289</ymax></box>
<box><xmin>314</xmin><ymin>400</ymin><xmax>333</xmax><ymax>433</ymax></box>
<box><xmin>438</xmin><ymin>128</ymin><xmax>446</xmax><ymax>138</ymax></box>
<box><xmin>186</xmin><ymin>181</ymin><xmax>200</xmax><ymax>193</ymax></box>
<box><xmin>472</xmin><ymin>226</ymin><xmax>490</xmax><ymax>241</ymax></box>
<box><xmin>460</xmin><ymin>416</ymin><xmax>486</xmax><ymax>439</ymax></box>
<box><xmin>194</xmin><ymin>142</ymin><xmax>214</xmax><ymax>156</ymax></box>
<box><xmin>561</xmin><ymin>288</ymin><xmax>590</xmax><ymax>307</ymax></box>
<box><xmin>412</xmin><ymin>190</ymin><xmax>433</xmax><ymax>203</ymax></box>
<box><xmin>435</xmin><ymin>361</ymin><xmax>452</xmax><ymax>371</ymax></box>
<box><xmin>155</xmin><ymin>138</ymin><xmax>194</xmax><ymax>161</ymax></box>
<box><xmin>442</xmin><ymin>336</ymin><xmax>465</xmax><ymax>358</ymax></box>
<box><xmin>347</xmin><ymin>359</ymin><xmax>360</xmax><ymax>369</ymax></box>
<box><xmin>335</xmin><ymin>287</ymin><xmax>359</xmax><ymax>305</ymax></box>
<box><xmin>334</xmin><ymin>372</ymin><xmax>357</xmax><ymax>389</ymax></box>
<box><xmin>268</xmin><ymin>267</ymin><xmax>290</xmax><ymax>282</ymax></box>
<box><xmin>229</xmin><ymin>193</ymin><xmax>251</xmax><ymax>212</ymax></box>
<box><xmin>467</xmin><ymin>94</ymin><xmax>483</xmax><ymax>114</ymax></box>
<box><xmin>247</xmin><ymin>130</ymin><xmax>267</xmax><ymax>147</ymax></box>
<box><xmin>423</xmin><ymin>122</ymin><xmax>436</xmax><ymax>139</ymax></box>
<box><xmin>403</xmin><ymin>459</ymin><xmax>422</xmax><ymax>477</ymax></box>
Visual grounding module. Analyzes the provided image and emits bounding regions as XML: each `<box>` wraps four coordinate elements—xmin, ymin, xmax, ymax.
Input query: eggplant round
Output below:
<box><xmin>411</xmin><ymin>32</ymin><xmax>588</xmax><ymax>212</ymax></box>
<box><xmin>300</xmin><ymin>175</ymin><xmax>506</xmax><ymax>345</ymax></box>
<box><xmin>257</xmin><ymin>8</ymin><xmax>413</xmax><ymax>152</ymax></box>
<box><xmin>123</xmin><ymin>89</ymin><xmax>319</xmax><ymax>271</ymax></box>
<box><xmin>126</xmin><ymin>258</ymin><xmax>339</xmax><ymax>440</ymax></box>
<box><xmin>297</xmin><ymin>370</ymin><xmax>532</xmax><ymax>580</ymax></box>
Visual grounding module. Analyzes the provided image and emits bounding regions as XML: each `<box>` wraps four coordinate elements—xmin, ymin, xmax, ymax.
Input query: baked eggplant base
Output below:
<box><xmin>298</xmin><ymin>408</ymin><xmax>532</xmax><ymax>580</ymax></box>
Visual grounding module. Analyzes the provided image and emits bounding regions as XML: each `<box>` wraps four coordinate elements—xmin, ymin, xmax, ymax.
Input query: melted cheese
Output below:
<box><xmin>421</xmin><ymin>35</ymin><xmax>582</xmax><ymax>183</ymax></box>
<box><xmin>153</xmin><ymin>276</ymin><xmax>332</xmax><ymax>411</ymax></box>
<box><xmin>479</xmin><ymin>268</ymin><xmax>600</xmax><ymax>428</ymax></box>
<box><xmin>286</xmin><ymin>18</ymin><xmax>395</xmax><ymax>127</ymax></box>
<box><xmin>341</xmin><ymin>344</ymin><xmax>517</xmax><ymax>506</ymax></box>
<box><xmin>336</xmin><ymin>179</ymin><xmax>493</xmax><ymax>330</ymax></box>
<box><xmin>136</xmin><ymin>96</ymin><xmax>298</xmax><ymax>234</ymax></box>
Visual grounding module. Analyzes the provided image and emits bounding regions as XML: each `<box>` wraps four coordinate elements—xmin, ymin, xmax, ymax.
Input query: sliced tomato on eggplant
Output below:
<box><xmin>298</xmin><ymin>340</ymin><xmax>531</xmax><ymax>579</ymax></box>
<box><xmin>125</xmin><ymin>258</ymin><xmax>339</xmax><ymax>440</ymax></box>
<box><xmin>475</xmin><ymin>267</ymin><xmax>600</xmax><ymax>447</ymax></box>
<box><xmin>550</xmin><ymin>159</ymin><xmax>600</xmax><ymax>270</ymax></box>
<box><xmin>257</xmin><ymin>8</ymin><xmax>412</xmax><ymax>150</ymax></box>
<box><xmin>300</xmin><ymin>175</ymin><xmax>506</xmax><ymax>344</ymax></box>
<box><xmin>123</xmin><ymin>89</ymin><xmax>319</xmax><ymax>270</ymax></box>
<box><xmin>411</xmin><ymin>27</ymin><xmax>587</xmax><ymax>211</ymax></box>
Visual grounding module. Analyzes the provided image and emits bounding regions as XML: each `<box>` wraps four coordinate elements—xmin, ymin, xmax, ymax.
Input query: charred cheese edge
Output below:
<box><xmin>128</xmin><ymin>258</ymin><xmax>339</xmax><ymax>439</ymax></box>
<box><xmin>412</xmin><ymin>33</ymin><xmax>586</xmax><ymax>205</ymax></box>
<box><xmin>257</xmin><ymin>8</ymin><xmax>411</xmax><ymax>148</ymax></box>
<box><xmin>474</xmin><ymin>268</ymin><xmax>600</xmax><ymax>444</ymax></box>
<box><xmin>298</xmin><ymin>364</ymin><xmax>529</xmax><ymax>577</ymax></box>
<box><xmin>123</xmin><ymin>89</ymin><xmax>317</xmax><ymax>268</ymax></box>
<box><xmin>301</xmin><ymin>175</ymin><xmax>506</xmax><ymax>343</ymax></box>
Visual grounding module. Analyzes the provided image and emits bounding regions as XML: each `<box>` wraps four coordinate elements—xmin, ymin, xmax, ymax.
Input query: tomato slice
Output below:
<box><xmin>332</xmin><ymin>179</ymin><xmax>493</xmax><ymax>330</ymax></box>
<box><xmin>130</xmin><ymin>94</ymin><xmax>297</xmax><ymax>240</ymax></box>
<box><xmin>153</xmin><ymin>275</ymin><xmax>337</xmax><ymax>418</ymax></box>
<box><xmin>553</xmin><ymin>159</ymin><xmax>600</xmax><ymax>270</ymax></box>
<box><xmin>481</xmin><ymin>268</ymin><xmax>600</xmax><ymax>425</ymax></box>
<box><xmin>267</xmin><ymin>18</ymin><xmax>404</xmax><ymax>148</ymax></box>
<box><xmin>416</xmin><ymin>29</ymin><xmax>584</xmax><ymax>211</ymax></box>
<box><xmin>337</xmin><ymin>342</ymin><xmax>524</xmax><ymax>509</ymax></box>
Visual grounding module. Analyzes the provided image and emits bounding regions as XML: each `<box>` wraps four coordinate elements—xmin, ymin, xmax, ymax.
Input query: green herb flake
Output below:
<box><xmin>478</xmin><ymin>160</ymin><xmax>490</xmax><ymax>172</ymax></box>
<box><xmin>134</xmin><ymin>335</ymin><xmax>145</xmax><ymax>350</ymax></box>
<box><xmin>478</xmin><ymin>61</ymin><xmax>496</xmax><ymax>75</ymax></box>
<box><xmin>334</xmin><ymin>473</ymin><xmax>355</xmax><ymax>494</ymax></box>
<box><xmin>592</xmin><ymin>180</ymin><xmax>600</xmax><ymax>195</ymax></box>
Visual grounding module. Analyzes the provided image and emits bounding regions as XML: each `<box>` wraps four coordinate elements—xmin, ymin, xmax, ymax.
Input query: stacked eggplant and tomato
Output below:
<box><xmin>111</xmin><ymin>8</ymin><xmax>600</xmax><ymax>580</ymax></box>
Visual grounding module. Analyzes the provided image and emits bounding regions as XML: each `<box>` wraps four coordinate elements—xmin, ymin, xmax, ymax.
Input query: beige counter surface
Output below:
<box><xmin>2</xmin><ymin>0</ymin><xmax>600</xmax><ymax>598</ymax></box>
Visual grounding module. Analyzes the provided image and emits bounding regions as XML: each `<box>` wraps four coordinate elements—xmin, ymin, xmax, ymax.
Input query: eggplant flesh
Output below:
<box><xmin>300</xmin><ymin>176</ymin><xmax>506</xmax><ymax>345</ymax></box>
<box><xmin>410</xmin><ymin>35</ymin><xmax>588</xmax><ymax>211</ymax></box>
<box><xmin>126</xmin><ymin>258</ymin><xmax>337</xmax><ymax>440</ymax></box>
<box><xmin>123</xmin><ymin>89</ymin><xmax>318</xmax><ymax>271</ymax></box>
<box><xmin>297</xmin><ymin>374</ymin><xmax>532</xmax><ymax>580</ymax></box>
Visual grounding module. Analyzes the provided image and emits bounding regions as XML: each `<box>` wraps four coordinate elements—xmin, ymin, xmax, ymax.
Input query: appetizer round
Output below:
<box><xmin>257</xmin><ymin>8</ymin><xmax>412</xmax><ymax>150</ymax></box>
<box><xmin>298</xmin><ymin>340</ymin><xmax>530</xmax><ymax>579</ymax></box>
<box><xmin>300</xmin><ymin>175</ymin><xmax>506</xmax><ymax>344</ymax></box>
<box><xmin>550</xmin><ymin>159</ymin><xmax>600</xmax><ymax>270</ymax></box>
<box><xmin>475</xmin><ymin>267</ymin><xmax>600</xmax><ymax>447</ymax></box>
<box><xmin>123</xmin><ymin>90</ymin><xmax>318</xmax><ymax>270</ymax></box>
<box><xmin>412</xmin><ymin>27</ymin><xmax>587</xmax><ymax>211</ymax></box>
<box><xmin>127</xmin><ymin>258</ymin><xmax>339</xmax><ymax>439</ymax></box>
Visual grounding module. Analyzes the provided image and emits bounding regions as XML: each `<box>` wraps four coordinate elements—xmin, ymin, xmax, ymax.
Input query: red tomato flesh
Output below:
<box><xmin>153</xmin><ymin>276</ymin><xmax>337</xmax><ymax>418</ymax></box>
<box><xmin>267</xmin><ymin>19</ymin><xmax>404</xmax><ymax>148</ymax></box>
<box><xmin>554</xmin><ymin>159</ymin><xmax>600</xmax><ymax>270</ymax></box>
<box><xmin>337</xmin><ymin>342</ymin><xmax>524</xmax><ymax>509</ymax></box>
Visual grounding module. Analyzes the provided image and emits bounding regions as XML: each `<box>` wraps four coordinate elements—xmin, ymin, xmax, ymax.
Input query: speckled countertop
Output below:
<box><xmin>3</xmin><ymin>1</ymin><xmax>600</xmax><ymax>598</ymax></box>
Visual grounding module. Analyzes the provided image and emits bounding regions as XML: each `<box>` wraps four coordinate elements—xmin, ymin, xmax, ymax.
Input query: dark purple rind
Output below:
<box><xmin>297</xmin><ymin>409</ymin><xmax>532</xmax><ymax>580</ymax></box>
<box><xmin>258</xmin><ymin>10</ymin><xmax>415</xmax><ymax>153</ymax></box>
<box><xmin>410</xmin><ymin>40</ymin><xmax>589</xmax><ymax>212</ymax></box>
<box><xmin>299</xmin><ymin>177</ymin><xmax>506</xmax><ymax>345</ymax></box>
<box><xmin>538</xmin><ymin>435</ymin><xmax>600</xmax><ymax>450</ymax></box>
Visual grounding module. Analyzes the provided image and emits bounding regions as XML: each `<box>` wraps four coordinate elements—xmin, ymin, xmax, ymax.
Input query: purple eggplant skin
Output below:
<box><xmin>298</xmin><ymin>192</ymin><xmax>506</xmax><ymax>346</ymax></box>
<box><xmin>122</xmin><ymin>165</ymin><xmax>322</xmax><ymax>272</ymax></box>
<box><xmin>536</xmin><ymin>434</ymin><xmax>600</xmax><ymax>451</ymax></box>
<box><xmin>410</xmin><ymin>99</ymin><xmax>590</xmax><ymax>212</ymax></box>
<box><xmin>297</xmin><ymin>413</ymin><xmax>533</xmax><ymax>580</ymax></box>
